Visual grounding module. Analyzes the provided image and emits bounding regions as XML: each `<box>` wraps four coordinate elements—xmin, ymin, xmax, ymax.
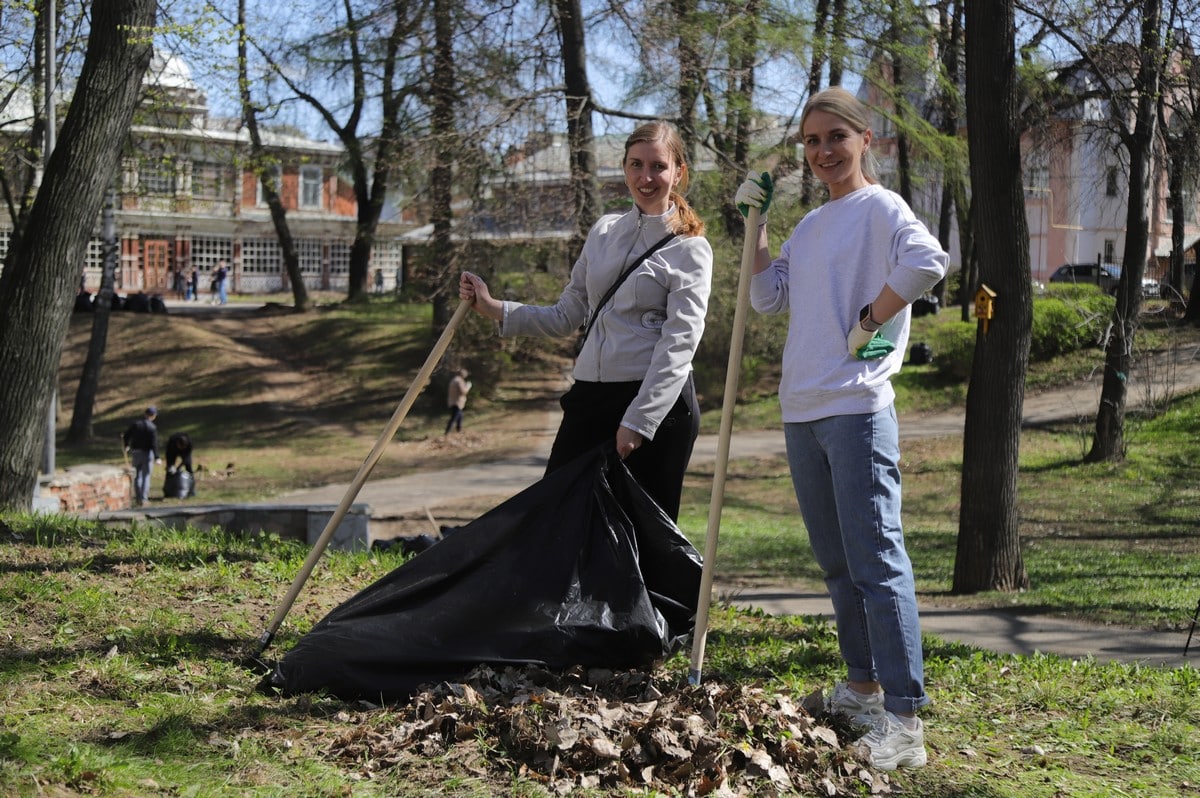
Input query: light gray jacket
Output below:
<box><xmin>501</xmin><ymin>206</ymin><xmax>712</xmax><ymax>439</ymax></box>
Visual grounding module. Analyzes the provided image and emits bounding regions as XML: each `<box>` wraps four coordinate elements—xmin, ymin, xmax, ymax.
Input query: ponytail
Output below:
<box><xmin>669</xmin><ymin>188</ymin><xmax>705</xmax><ymax>238</ymax></box>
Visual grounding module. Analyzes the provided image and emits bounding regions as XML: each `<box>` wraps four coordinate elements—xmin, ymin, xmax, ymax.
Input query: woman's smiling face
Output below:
<box><xmin>802</xmin><ymin>108</ymin><xmax>872</xmax><ymax>200</ymax></box>
<box><xmin>623</xmin><ymin>139</ymin><xmax>681</xmax><ymax>216</ymax></box>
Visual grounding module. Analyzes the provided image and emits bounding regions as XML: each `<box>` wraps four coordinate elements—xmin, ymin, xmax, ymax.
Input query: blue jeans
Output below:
<box><xmin>445</xmin><ymin>406</ymin><xmax>464</xmax><ymax>434</ymax></box>
<box><xmin>130</xmin><ymin>449</ymin><xmax>153</xmax><ymax>505</ymax></box>
<box><xmin>783</xmin><ymin>406</ymin><xmax>929</xmax><ymax>715</ymax></box>
<box><xmin>217</xmin><ymin>280</ymin><xmax>228</xmax><ymax>304</ymax></box>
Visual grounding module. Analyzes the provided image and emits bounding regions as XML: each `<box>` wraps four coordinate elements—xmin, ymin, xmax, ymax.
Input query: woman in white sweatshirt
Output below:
<box><xmin>734</xmin><ymin>86</ymin><xmax>948</xmax><ymax>771</ymax></box>
<box><xmin>459</xmin><ymin>121</ymin><xmax>712</xmax><ymax>520</ymax></box>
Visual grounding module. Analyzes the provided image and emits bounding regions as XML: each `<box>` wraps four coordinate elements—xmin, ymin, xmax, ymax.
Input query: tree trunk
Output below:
<box><xmin>1164</xmin><ymin>140</ymin><xmax>1188</xmax><ymax>305</ymax></box>
<box><xmin>239</xmin><ymin>0</ymin><xmax>308</xmax><ymax>313</ymax></box>
<box><xmin>933</xmin><ymin>0</ymin><xmax>965</xmax><ymax>307</ymax></box>
<box><xmin>553</xmin><ymin>0</ymin><xmax>601</xmax><ymax>256</ymax></box>
<box><xmin>429</xmin><ymin>0</ymin><xmax>457</xmax><ymax>331</ymax></box>
<box><xmin>953</xmin><ymin>0</ymin><xmax>1030</xmax><ymax>594</ymax></box>
<box><xmin>66</xmin><ymin>190</ymin><xmax>119</xmax><ymax>444</ymax></box>
<box><xmin>829</xmin><ymin>0</ymin><xmax>847</xmax><ymax>86</ymax></box>
<box><xmin>1187</xmin><ymin>262</ymin><xmax>1200</xmax><ymax>324</ymax></box>
<box><xmin>1086</xmin><ymin>0</ymin><xmax>1160</xmax><ymax>463</ymax></box>
<box><xmin>0</xmin><ymin>0</ymin><xmax>155</xmax><ymax>509</ymax></box>
<box><xmin>801</xmin><ymin>0</ymin><xmax>831</xmax><ymax>206</ymax></box>
<box><xmin>672</xmin><ymin>0</ymin><xmax>702</xmax><ymax>165</ymax></box>
<box><xmin>721</xmin><ymin>0</ymin><xmax>759</xmax><ymax>240</ymax></box>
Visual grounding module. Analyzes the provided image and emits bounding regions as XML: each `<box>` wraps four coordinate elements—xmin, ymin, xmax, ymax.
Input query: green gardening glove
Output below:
<box><xmin>734</xmin><ymin>171</ymin><xmax>774</xmax><ymax>222</ymax></box>
<box><xmin>855</xmin><ymin>333</ymin><xmax>896</xmax><ymax>361</ymax></box>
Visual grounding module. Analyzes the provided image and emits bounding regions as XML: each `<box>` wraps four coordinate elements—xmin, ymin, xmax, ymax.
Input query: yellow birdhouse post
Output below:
<box><xmin>974</xmin><ymin>284</ymin><xmax>997</xmax><ymax>334</ymax></box>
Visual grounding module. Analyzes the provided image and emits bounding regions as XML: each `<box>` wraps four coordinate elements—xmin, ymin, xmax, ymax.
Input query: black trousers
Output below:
<box><xmin>545</xmin><ymin>374</ymin><xmax>699</xmax><ymax>521</ymax></box>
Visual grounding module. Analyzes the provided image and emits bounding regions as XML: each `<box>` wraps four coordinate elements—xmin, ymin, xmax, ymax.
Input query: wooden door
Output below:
<box><xmin>143</xmin><ymin>240</ymin><xmax>169</xmax><ymax>292</ymax></box>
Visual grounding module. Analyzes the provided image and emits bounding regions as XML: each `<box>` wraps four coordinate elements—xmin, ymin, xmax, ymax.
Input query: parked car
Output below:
<box><xmin>1048</xmin><ymin>262</ymin><xmax>1157</xmax><ymax>297</ymax></box>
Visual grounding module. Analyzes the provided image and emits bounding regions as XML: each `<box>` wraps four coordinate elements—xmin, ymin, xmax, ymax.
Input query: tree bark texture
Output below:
<box><xmin>66</xmin><ymin>191</ymin><xmax>119</xmax><ymax>444</ymax></box>
<box><xmin>429</xmin><ymin>0</ymin><xmax>457</xmax><ymax>331</ymax></box>
<box><xmin>672</xmin><ymin>0</ymin><xmax>702</xmax><ymax>165</ymax></box>
<box><xmin>0</xmin><ymin>0</ymin><xmax>155</xmax><ymax>509</ymax></box>
<box><xmin>953</xmin><ymin>0</ymin><xmax>1030</xmax><ymax>594</ymax></box>
<box><xmin>1086</xmin><ymin>0</ymin><xmax>1160</xmax><ymax>463</ymax></box>
<box><xmin>553</xmin><ymin>0</ymin><xmax>601</xmax><ymax>256</ymax></box>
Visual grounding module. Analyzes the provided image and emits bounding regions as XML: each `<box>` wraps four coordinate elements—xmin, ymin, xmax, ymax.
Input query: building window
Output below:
<box><xmin>300</xmin><ymin>166</ymin><xmax>323</xmax><ymax>208</ymax></box>
<box><xmin>85</xmin><ymin>237</ymin><xmax>105</xmax><ymax>270</ymax></box>
<box><xmin>371</xmin><ymin>239</ymin><xmax>402</xmax><ymax>279</ymax></box>
<box><xmin>193</xmin><ymin>162</ymin><xmax>229</xmax><ymax>200</ymax></box>
<box><xmin>242</xmin><ymin>236</ymin><xmax>282</xmax><ymax>274</ymax></box>
<box><xmin>329</xmin><ymin>241</ymin><xmax>351</xmax><ymax>275</ymax></box>
<box><xmin>141</xmin><ymin>155</ymin><xmax>176</xmax><ymax>195</ymax></box>
<box><xmin>256</xmin><ymin>165</ymin><xmax>283</xmax><ymax>206</ymax></box>
<box><xmin>1106</xmin><ymin>167</ymin><xmax>1120</xmax><ymax>197</ymax></box>
<box><xmin>1104</xmin><ymin>240</ymin><xmax>1116</xmax><ymax>263</ymax></box>
<box><xmin>192</xmin><ymin>236</ymin><xmax>233</xmax><ymax>273</ymax></box>
<box><xmin>297</xmin><ymin>238</ymin><xmax>323</xmax><ymax>275</ymax></box>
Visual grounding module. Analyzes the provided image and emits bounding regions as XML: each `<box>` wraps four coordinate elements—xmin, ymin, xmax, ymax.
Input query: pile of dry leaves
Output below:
<box><xmin>326</xmin><ymin>664</ymin><xmax>897</xmax><ymax>796</ymax></box>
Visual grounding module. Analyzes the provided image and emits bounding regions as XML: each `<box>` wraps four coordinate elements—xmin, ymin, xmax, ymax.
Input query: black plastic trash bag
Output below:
<box><xmin>163</xmin><ymin>468</ymin><xmax>195</xmax><ymax>499</ymax></box>
<box><xmin>262</xmin><ymin>444</ymin><xmax>702</xmax><ymax>702</ymax></box>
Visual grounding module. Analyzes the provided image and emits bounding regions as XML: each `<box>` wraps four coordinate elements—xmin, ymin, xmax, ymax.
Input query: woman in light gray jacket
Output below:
<box><xmin>459</xmin><ymin>121</ymin><xmax>712</xmax><ymax>520</ymax></box>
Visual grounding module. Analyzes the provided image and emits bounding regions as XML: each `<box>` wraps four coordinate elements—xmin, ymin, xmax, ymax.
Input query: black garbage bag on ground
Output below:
<box><xmin>263</xmin><ymin>444</ymin><xmax>703</xmax><ymax>702</ymax></box>
<box><xmin>163</xmin><ymin>468</ymin><xmax>195</xmax><ymax>499</ymax></box>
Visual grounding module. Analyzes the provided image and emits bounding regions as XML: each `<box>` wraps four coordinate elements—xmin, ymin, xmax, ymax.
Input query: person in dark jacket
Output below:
<box><xmin>163</xmin><ymin>432</ymin><xmax>196</xmax><ymax>498</ymax></box>
<box><xmin>122</xmin><ymin>406</ymin><xmax>160</xmax><ymax>507</ymax></box>
<box><xmin>165</xmin><ymin>432</ymin><xmax>194</xmax><ymax>474</ymax></box>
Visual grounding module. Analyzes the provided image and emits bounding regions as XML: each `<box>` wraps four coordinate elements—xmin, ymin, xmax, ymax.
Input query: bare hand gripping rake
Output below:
<box><xmin>250</xmin><ymin>299</ymin><xmax>472</xmax><ymax>661</ymax></box>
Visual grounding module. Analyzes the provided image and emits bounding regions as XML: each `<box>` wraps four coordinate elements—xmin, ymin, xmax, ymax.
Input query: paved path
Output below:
<box><xmin>270</xmin><ymin>343</ymin><xmax>1200</xmax><ymax>669</ymax></box>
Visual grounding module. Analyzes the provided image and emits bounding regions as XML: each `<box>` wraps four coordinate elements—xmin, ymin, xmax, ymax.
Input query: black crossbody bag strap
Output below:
<box><xmin>575</xmin><ymin>233</ymin><xmax>676</xmax><ymax>356</ymax></box>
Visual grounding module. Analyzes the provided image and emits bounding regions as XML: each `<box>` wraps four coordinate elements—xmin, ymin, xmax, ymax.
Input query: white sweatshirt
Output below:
<box><xmin>750</xmin><ymin>184</ymin><xmax>948</xmax><ymax>423</ymax></box>
<box><xmin>501</xmin><ymin>206</ymin><xmax>712</xmax><ymax>439</ymax></box>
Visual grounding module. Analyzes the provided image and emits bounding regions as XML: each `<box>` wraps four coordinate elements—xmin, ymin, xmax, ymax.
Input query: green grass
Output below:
<box><xmin>18</xmin><ymin>293</ymin><xmax>1200</xmax><ymax>795</ymax></box>
<box><xmin>1</xmin><ymin>518</ymin><xmax>1197</xmax><ymax>796</ymax></box>
<box><xmin>679</xmin><ymin>394</ymin><xmax>1200</xmax><ymax>630</ymax></box>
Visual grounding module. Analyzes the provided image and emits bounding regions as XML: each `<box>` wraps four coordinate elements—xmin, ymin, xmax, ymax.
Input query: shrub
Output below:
<box><xmin>923</xmin><ymin>319</ymin><xmax>976</xmax><ymax>379</ymax></box>
<box><xmin>1031</xmin><ymin>287</ymin><xmax>1114</xmax><ymax>359</ymax></box>
<box><xmin>911</xmin><ymin>287</ymin><xmax>1114</xmax><ymax>382</ymax></box>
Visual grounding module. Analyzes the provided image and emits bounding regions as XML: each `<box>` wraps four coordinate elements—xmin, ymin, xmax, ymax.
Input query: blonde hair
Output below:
<box><xmin>623</xmin><ymin>121</ymin><xmax>706</xmax><ymax>237</ymax></box>
<box><xmin>800</xmin><ymin>86</ymin><xmax>880</xmax><ymax>182</ymax></box>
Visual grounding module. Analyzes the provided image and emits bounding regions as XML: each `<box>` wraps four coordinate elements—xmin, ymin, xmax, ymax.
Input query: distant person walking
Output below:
<box><xmin>122</xmin><ymin>406</ymin><xmax>160</xmax><ymax>507</ymax></box>
<box><xmin>215</xmin><ymin>261</ymin><xmax>229</xmax><ymax>305</ymax></box>
<box><xmin>444</xmin><ymin>369</ymin><xmax>472</xmax><ymax>434</ymax></box>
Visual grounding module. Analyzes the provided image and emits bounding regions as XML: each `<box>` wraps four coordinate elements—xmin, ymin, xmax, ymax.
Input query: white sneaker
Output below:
<box><xmin>855</xmin><ymin>712</ymin><xmax>927</xmax><ymax>770</ymax></box>
<box><xmin>827</xmin><ymin>682</ymin><xmax>886</xmax><ymax>727</ymax></box>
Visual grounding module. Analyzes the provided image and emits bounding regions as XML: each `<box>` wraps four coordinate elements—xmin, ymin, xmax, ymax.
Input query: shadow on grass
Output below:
<box><xmin>0</xmin><ymin>547</ymin><xmax>273</xmax><ymax>577</ymax></box>
<box><xmin>0</xmin><ymin>629</ymin><xmax>258</xmax><ymax>679</ymax></box>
